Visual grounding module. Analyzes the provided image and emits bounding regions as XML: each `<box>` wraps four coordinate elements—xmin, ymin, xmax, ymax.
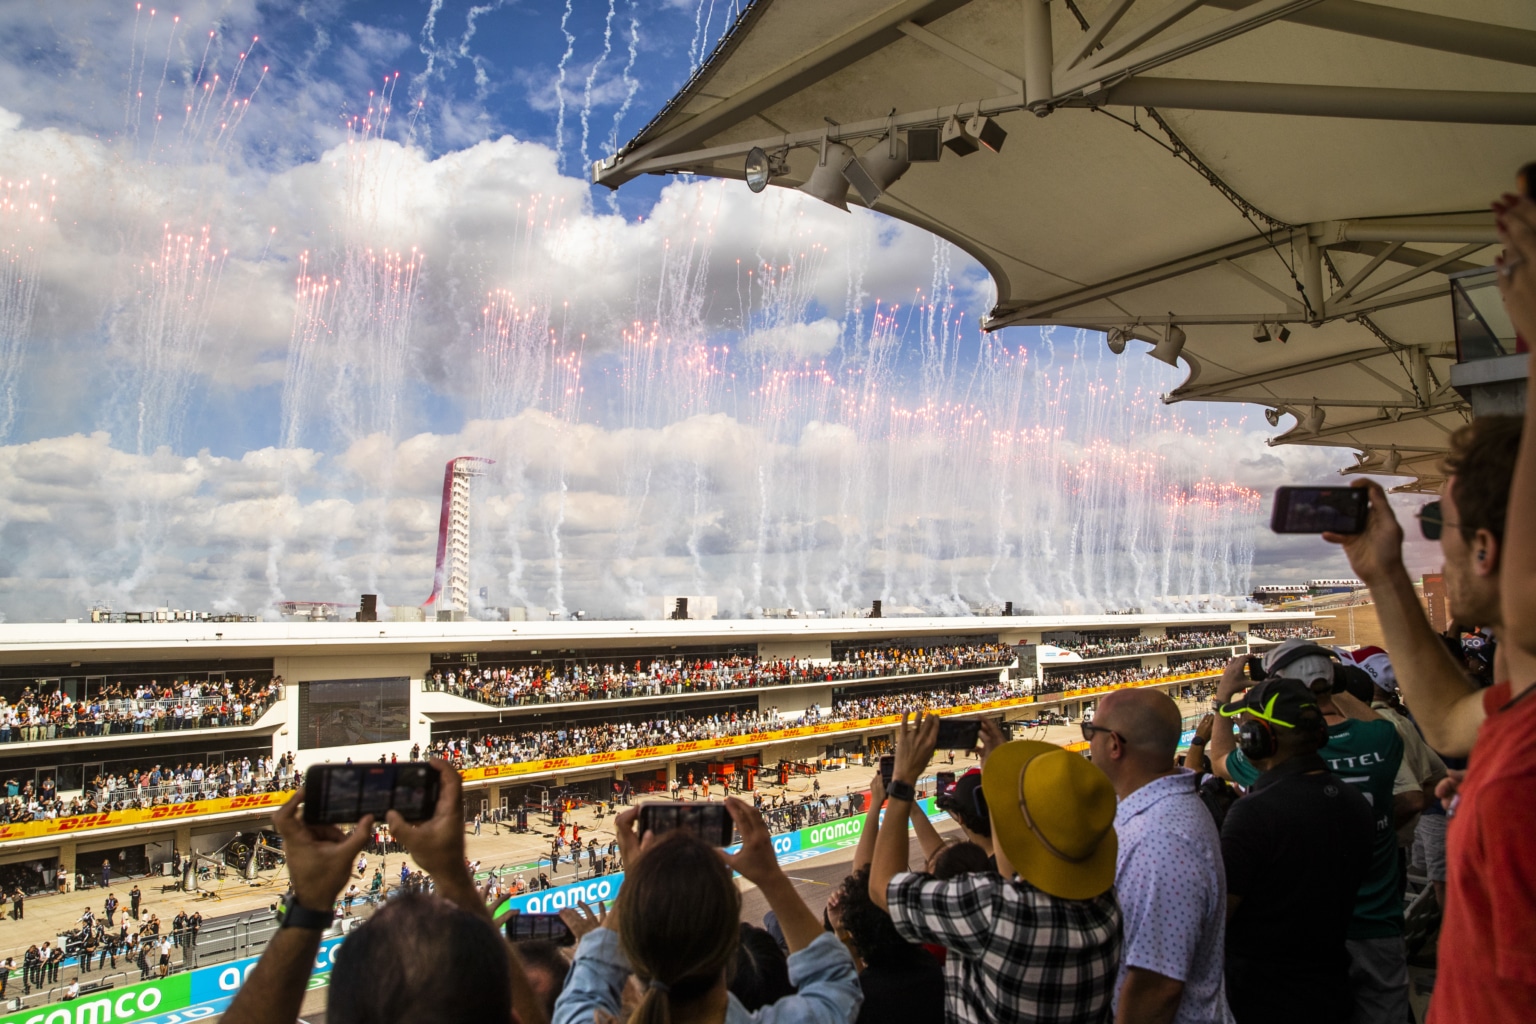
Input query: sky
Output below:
<box><xmin>0</xmin><ymin>0</ymin><xmax>1442</xmax><ymax>622</ymax></box>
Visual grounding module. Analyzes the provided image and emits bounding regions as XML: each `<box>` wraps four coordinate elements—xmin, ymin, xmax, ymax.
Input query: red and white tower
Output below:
<box><xmin>423</xmin><ymin>456</ymin><xmax>493</xmax><ymax>618</ymax></box>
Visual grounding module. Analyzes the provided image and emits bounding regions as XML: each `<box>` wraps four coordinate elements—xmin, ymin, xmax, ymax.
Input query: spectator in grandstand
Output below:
<box><xmin>1214</xmin><ymin>676</ymin><xmax>1373</xmax><ymax>1024</ymax></box>
<box><xmin>930</xmin><ymin>767</ymin><xmax>995</xmax><ymax>868</ymax></box>
<box><xmin>1209</xmin><ymin>645</ymin><xmax>1417</xmax><ymax>1024</ymax></box>
<box><xmin>831</xmin><ymin>868</ymin><xmax>945</xmax><ymax>1024</ymax></box>
<box><xmin>871</xmin><ymin>711</ymin><xmax>1121</xmax><ymax>1024</ymax></box>
<box><xmin>221</xmin><ymin>759</ymin><xmax>542</xmax><ymax>1024</ymax></box>
<box><xmin>552</xmin><ymin>798</ymin><xmax>862</xmax><ymax>1024</ymax></box>
<box><xmin>1087</xmin><ymin>689</ymin><xmax>1232</xmax><ymax>1024</ymax></box>
<box><xmin>512</xmin><ymin>939</ymin><xmax>571</xmax><ymax>1022</ymax></box>
<box><xmin>729</xmin><ymin>924</ymin><xmax>795</xmax><ymax>1011</ymax></box>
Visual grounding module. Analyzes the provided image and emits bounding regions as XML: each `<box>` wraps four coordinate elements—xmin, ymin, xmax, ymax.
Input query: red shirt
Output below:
<box><xmin>1432</xmin><ymin>680</ymin><xmax>1536</xmax><ymax>1022</ymax></box>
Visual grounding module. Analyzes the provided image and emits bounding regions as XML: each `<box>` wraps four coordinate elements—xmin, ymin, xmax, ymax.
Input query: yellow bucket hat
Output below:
<box><xmin>980</xmin><ymin>740</ymin><xmax>1117</xmax><ymax>900</ymax></box>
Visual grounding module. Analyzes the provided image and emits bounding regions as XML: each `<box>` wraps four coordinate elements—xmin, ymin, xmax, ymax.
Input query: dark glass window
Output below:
<box><xmin>297</xmin><ymin>677</ymin><xmax>410</xmax><ymax>749</ymax></box>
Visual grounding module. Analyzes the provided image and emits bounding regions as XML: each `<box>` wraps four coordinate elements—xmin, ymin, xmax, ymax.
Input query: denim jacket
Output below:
<box><xmin>552</xmin><ymin>928</ymin><xmax>863</xmax><ymax>1024</ymax></box>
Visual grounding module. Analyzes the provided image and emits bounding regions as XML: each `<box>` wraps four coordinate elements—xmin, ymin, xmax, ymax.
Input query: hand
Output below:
<box><xmin>1323</xmin><ymin>480</ymin><xmax>1406</xmax><ymax>586</ymax></box>
<box><xmin>1435</xmin><ymin>769</ymin><xmax>1465</xmax><ymax>808</ymax></box>
<box><xmin>1194</xmin><ymin>713</ymin><xmax>1215</xmax><ymax>743</ymax></box>
<box><xmin>1494</xmin><ymin>193</ymin><xmax>1536</xmax><ymax>344</ymax></box>
<box><xmin>612</xmin><ymin>806</ymin><xmax>657</xmax><ymax>869</ymax></box>
<box><xmin>557</xmin><ymin>900</ymin><xmax>609</xmax><ymax>941</ymax></box>
<box><xmin>868</xmin><ymin>771</ymin><xmax>885</xmax><ymax>809</ymax></box>
<box><xmin>1216</xmin><ymin>656</ymin><xmax>1249</xmax><ymax>701</ymax></box>
<box><xmin>892</xmin><ymin>711</ymin><xmax>940</xmax><ymax>785</ymax></box>
<box><xmin>977</xmin><ymin>718</ymin><xmax>1007</xmax><ymax>765</ymax></box>
<box><xmin>273</xmin><ymin>790</ymin><xmax>372</xmax><ymax>912</ymax></box>
<box><xmin>718</xmin><ymin>797</ymin><xmax>784</xmax><ymax>888</ymax></box>
<box><xmin>385</xmin><ymin>760</ymin><xmax>466</xmax><ymax>880</ymax></box>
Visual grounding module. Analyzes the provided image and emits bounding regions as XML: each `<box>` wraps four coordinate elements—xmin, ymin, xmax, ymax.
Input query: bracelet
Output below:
<box><xmin>886</xmin><ymin>779</ymin><xmax>917</xmax><ymax>803</ymax></box>
<box><xmin>1188</xmin><ymin>738</ymin><xmax>1206</xmax><ymax>746</ymax></box>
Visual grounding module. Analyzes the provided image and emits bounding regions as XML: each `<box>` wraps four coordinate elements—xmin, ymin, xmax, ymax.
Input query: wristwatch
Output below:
<box><xmin>276</xmin><ymin>893</ymin><xmax>333</xmax><ymax>931</ymax></box>
<box><xmin>886</xmin><ymin>779</ymin><xmax>917</xmax><ymax>803</ymax></box>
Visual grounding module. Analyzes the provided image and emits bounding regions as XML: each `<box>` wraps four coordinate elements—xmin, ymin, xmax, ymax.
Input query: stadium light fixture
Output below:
<box><xmin>1150</xmin><ymin>323</ymin><xmax>1186</xmax><ymax>366</ymax></box>
<box><xmin>744</xmin><ymin>146</ymin><xmax>789</xmax><ymax>193</ymax></box>
<box><xmin>906</xmin><ymin>128</ymin><xmax>942</xmax><ymax>162</ymax></box>
<box><xmin>1252</xmin><ymin>323</ymin><xmax>1271</xmax><ymax>342</ymax></box>
<box><xmin>967</xmin><ymin>115</ymin><xmax>1007</xmax><ymax>153</ymax></box>
<box><xmin>1264</xmin><ymin>406</ymin><xmax>1284</xmax><ymax>427</ymax></box>
<box><xmin>799</xmin><ymin>139</ymin><xmax>856</xmax><ymax>211</ymax></box>
<box><xmin>941</xmin><ymin>115</ymin><xmax>979</xmax><ymax>156</ymax></box>
<box><xmin>1106</xmin><ymin>328</ymin><xmax>1129</xmax><ymax>355</ymax></box>
<box><xmin>1276</xmin><ymin>325</ymin><xmax>1291</xmax><ymax>343</ymax></box>
<box><xmin>843</xmin><ymin>134</ymin><xmax>911</xmax><ymax>205</ymax></box>
<box><xmin>1305</xmin><ymin>405</ymin><xmax>1327</xmax><ymax>433</ymax></box>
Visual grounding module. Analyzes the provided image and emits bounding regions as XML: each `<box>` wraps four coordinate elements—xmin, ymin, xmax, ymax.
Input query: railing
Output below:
<box><xmin>1046</xmin><ymin>634</ymin><xmax>1243</xmax><ymax>660</ymax></box>
<box><xmin>0</xmin><ymin>692</ymin><xmax>282</xmax><ymax>745</ymax></box>
<box><xmin>1248</xmin><ymin>626</ymin><xmax>1334</xmax><ymax>642</ymax></box>
<box><xmin>424</xmin><ymin>656</ymin><xmax>1012</xmax><ymax>709</ymax></box>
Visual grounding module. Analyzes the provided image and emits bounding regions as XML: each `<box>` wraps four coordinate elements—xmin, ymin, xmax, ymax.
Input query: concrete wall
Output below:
<box><xmin>756</xmin><ymin>639</ymin><xmax>832</xmax><ymax>662</ymax></box>
<box><xmin>273</xmin><ymin>652</ymin><xmax>432</xmax><ymax>769</ymax></box>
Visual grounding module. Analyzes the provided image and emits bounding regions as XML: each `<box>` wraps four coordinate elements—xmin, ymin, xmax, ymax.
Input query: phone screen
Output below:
<box><xmin>935</xmin><ymin>771</ymin><xmax>956</xmax><ymax>798</ymax></box>
<box><xmin>934</xmin><ymin>718</ymin><xmax>982</xmax><ymax>749</ymax></box>
<box><xmin>879</xmin><ymin>755</ymin><xmax>894</xmax><ymax>786</ymax></box>
<box><xmin>505</xmin><ymin>913</ymin><xmax>576</xmax><ymax>946</ymax></box>
<box><xmin>304</xmin><ymin>763</ymin><xmax>441</xmax><ymax>825</ymax></box>
<box><xmin>1270</xmin><ymin>486</ymin><xmax>1369</xmax><ymax>534</ymax></box>
<box><xmin>637</xmin><ymin>801</ymin><xmax>735</xmax><ymax>846</ymax></box>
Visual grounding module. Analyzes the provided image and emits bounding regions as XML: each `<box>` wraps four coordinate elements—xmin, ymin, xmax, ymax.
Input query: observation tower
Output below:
<box><xmin>423</xmin><ymin>456</ymin><xmax>494</xmax><ymax>619</ymax></box>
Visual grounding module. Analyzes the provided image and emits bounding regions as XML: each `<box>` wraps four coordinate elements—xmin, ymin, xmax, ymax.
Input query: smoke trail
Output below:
<box><xmin>580</xmin><ymin>0</ymin><xmax>616</xmax><ymax>176</ymax></box>
<box><xmin>0</xmin><ymin>180</ymin><xmax>50</xmax><ymax>444</ymax></box>
<box><xmin>606</xmin><ymin>1</ymin><xmax>642</xmax><ymax>154</ymax></box>
<box><xmin>553</xmin><ymin>0</ymin><xmax>576</xmax><ymax>174</ymax></box>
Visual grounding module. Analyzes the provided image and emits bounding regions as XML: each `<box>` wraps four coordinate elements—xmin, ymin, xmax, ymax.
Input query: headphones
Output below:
<box><xmin>1236</xmin><ymin>709</ymin><xmax>1327</xmax><ymax>761</ymax></box>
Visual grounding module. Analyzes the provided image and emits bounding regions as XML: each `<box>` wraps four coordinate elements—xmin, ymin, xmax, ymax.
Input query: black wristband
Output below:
<box><xmin>886</xmin><ymin>779</ymin><xmax>916</xmax><ymax>803</ymax></box>
<box><xmin>277</xmin><ymin>893</ymin><xmax>333</xmax><ymax>931</ymax></box>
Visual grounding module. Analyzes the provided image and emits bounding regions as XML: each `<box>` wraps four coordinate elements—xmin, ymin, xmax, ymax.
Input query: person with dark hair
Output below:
<box><xmin>515</xmin><ymin>940</ymin><xmax>571</xmax><ymax>1020</ymax></box>
<box><xmin>1214</xmin><ymin>676</ymin><xmax>1373</xmax><ymax>1024</ymax></box>
<box><xmin>833</xmin><ymin>868</ymin><xmax>944</xmax><ymax>1024</ymax></box>
<box><xmin>731</xmin><ymin>924</ymin><xmax>793</xmax><ymax>1011</ymax></box>
<box><xmin>927</xmin><ymin>839</ymin><xmax>991</xmax><ymax>880</ymax></box>
<box><xmin>552</xmin><ymin>798</ymin><xmax>861</xmax><ymax>1024</ymax></box>
<box><xmin>221</xmin><ymin>759</ymin><xmax>541</xmax><ymax>1024</ymax></box>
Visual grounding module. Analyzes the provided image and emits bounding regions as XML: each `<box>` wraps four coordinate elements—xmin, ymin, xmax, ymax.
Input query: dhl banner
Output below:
<box><xmin>0</xmin><ymin>790</ymin><xmax>289</xmax><ymax>843</ymax></box>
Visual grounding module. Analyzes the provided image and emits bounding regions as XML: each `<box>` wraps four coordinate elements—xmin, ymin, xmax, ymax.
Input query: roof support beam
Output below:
<box><xmin>897</xmin><ymin>22</ymin><xmax>1023</xmax><ymax>93</ymax></box>
<box><xmin>1270</xmin><ymin>401</ymin><xmax>1459</xmax><ymax>444</ymax></box>
<box><xmin>1093</xmin><ymin>77</ymin><xmax>1536</xmax><ymax>125</ymax></box>
<box><xmin>1056</xmin><ymin>0</ymin><xmax>1140</xmax><ymax>75</ymax></box>
<box><xmin>1218</xmin><ymin>258</ymin><xmax>1306</xmax><ymax>313</ymax></box>
<box><xmin>1208</xmin><ymin>0</ymin><xmax>1536</xmax><ymax>69</ymax></box>
<box><xmin>1168</xmin><ymin>347</ymin><xmax>1387</xmax><ymax>400</ymax></box>
<box><xmin>1334</xmin><ymin>242</ymin><xmax>1489</xmax><ymax>307</ymax></box>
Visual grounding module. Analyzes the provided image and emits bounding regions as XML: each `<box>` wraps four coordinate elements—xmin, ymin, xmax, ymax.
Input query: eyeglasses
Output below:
<box><xmin>1080</xmin><ymin>721</ymin><xmax>1119</xmax><ymax>742</ymax></box>
<box><xmin>1416</xmin><ymin>500</ymin><xmax>1460</xmax><ymax>541</ymax></box>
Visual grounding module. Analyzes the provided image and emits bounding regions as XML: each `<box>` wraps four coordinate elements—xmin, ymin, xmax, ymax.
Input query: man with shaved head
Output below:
<box><xmin>1086</xmin><ymin>689</ymin><xmax>1233</xmax><ymax>1024</ymax></box>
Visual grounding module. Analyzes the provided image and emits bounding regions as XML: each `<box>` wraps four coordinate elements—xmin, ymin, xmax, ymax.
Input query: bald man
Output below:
<box><xmin>1086</xmin><ymin>689</ymin><xmax>1233</xmax><ymax>1024</ymax></box>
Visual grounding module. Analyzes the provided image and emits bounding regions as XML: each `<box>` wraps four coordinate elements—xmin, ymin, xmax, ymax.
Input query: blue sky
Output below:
<box><xmin>0</xmin><ymin>0</ymin><xmax>1432</xmax><ymax>621</ymax></box>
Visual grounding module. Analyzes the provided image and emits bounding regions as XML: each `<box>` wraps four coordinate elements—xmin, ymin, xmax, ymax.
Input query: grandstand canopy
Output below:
<box><xmin>595</xmin><ymin>0</ymin><xmax>1536</xmax><ymax>491</ymax></box>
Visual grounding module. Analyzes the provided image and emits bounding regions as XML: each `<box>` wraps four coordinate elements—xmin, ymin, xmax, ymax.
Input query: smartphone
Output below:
<box><xmin>303</xmin><ymin>763</ymin><xmax>441</xmax><ymax>826</ymax></box>
<box><xmin>636</xmin><ymin>801</ymin><xmax>735</xmax><ymax>847</ymax></box>
<box><xmin>505</xmin><ymin>913</ymin><xmax>576</xmax><ymax>946</ymax></box>
<box><xmin>879</xmin><ymin>755</ymin><xmax>895</xmax><ymax>786</ymax></box>
<box><xmin>934</xmin><ymin>718</ymin><xmax>982</xmax><ymax>750</ymax></box>
<box><xmin>935</xmin><ymin>771</ymin><xmax>956</xmax><ymax>798</ymax></box>
<box><xmin>1270</xmin><ymin>486</ymin><xmax>1369</xmax><ymax>534</ymax></box>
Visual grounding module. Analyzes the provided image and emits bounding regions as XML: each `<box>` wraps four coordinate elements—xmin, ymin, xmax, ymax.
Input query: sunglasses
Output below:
<box><xmin>1416</xmin><ymin>500</ymin><xmax>1460</xmax><ymax>542</ymax></box>
<box><xmin>1080</xmin><ymin>721</ymin><xmax>1119</xmax><ymax>742</ymax></box>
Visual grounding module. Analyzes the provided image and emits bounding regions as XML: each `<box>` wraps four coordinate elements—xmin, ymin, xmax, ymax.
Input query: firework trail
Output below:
<box><xmin>580</xmin><ymin>0</ymin><xmax>616</xmax><ymax>176</ymax></box>
<box><xmin>553</xmin><ymin>0</ymin><xmax>576</xmax><ymax>173</ymax></box>
<box><xmin>0</xmin><ymin>179</ymin><xmax>51</xmax><ymax>443</ymax></box>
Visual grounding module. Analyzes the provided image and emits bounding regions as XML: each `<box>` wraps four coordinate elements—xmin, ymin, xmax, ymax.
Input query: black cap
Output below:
<box><xmin>936</xmin><ymin>768</ymin><xmax>990</xmax><ymax>837</ymax></box>
<box><xmin>1218</xmin><ymin>677</ymin><xmax>1320</xmax><ymax>729</ymax></box>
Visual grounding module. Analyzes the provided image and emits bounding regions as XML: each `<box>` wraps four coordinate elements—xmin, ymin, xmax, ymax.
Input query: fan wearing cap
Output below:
<box><xmin>869</xmin><ymin>711</ymin><xmax>1120</xmax><ymax>1024</ymax></box>
<box><xmin>1212</xmin><ymin>676</ymin><xmax>1375</xmax><ymax>1024</ymax></box>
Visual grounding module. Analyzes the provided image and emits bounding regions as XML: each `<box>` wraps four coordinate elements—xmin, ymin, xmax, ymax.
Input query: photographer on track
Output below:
<box><xmin>221</xmin><ymin>759</ymin><xmax>543</xmax><ymax>1024</ymax></box>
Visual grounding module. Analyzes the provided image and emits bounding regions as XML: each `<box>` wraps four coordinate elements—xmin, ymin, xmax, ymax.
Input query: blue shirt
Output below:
<box><xmin>1112</xmin><ymin>769</ymin><xmax>1234</xmax><ymax>1024</ymax></box>
<box><xmin>552</xmin><ymin>928</ymin><xmax>862</xmax><ymax>1024</ymax></box>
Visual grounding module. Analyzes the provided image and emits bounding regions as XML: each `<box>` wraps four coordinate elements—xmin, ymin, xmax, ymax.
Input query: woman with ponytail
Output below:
<box><xmin>553</xmin><ymin>797</ymin><xmax>862</xmax><ymax>1024</ymax></box>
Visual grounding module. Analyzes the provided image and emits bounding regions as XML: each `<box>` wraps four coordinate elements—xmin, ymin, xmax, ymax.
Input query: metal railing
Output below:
<box><xmin>0</xmin><ymin>692</ymin><xmax>282</xmax><ymax>744</ymax></box>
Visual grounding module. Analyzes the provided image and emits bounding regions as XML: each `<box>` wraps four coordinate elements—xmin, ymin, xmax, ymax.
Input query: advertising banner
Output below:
<box><xmin>0</xmin><ymin>792</ymin><xmax>290</xmax><ymax>843</ymax></box>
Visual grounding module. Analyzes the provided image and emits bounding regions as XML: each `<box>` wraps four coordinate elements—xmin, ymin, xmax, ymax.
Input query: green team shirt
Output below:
<box><xmin>1227</xmin><ymin>717</ymin><xmax>1405</xmax><ymax>938</ymax></box>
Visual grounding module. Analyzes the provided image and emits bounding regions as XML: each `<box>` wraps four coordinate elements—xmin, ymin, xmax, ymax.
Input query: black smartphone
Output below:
<box><xmin>1270</xmin><ymin>486</ymin><xmax>1369</xmax><ymax>534</ymax></box>
<box><xmin>879</xmin><ymin>755</ymin><xmax>894</xmax><ymax>786</ymax></box>
<box><xmin>934</xmin><ymin>718</ymin><xmax>982</xmax><ymax>749</ymax></box>
<box><xmin>1245</xmin><ymin>654</ymin><xmax>1267</xmax><ymax>683</ymax></box>
<box><xmin>636</xmin><ymin>801</ymin><xmax>735</xmax><ymax>846</ymax></box>
<box><xmin>505</xmin><ymin>913</ymin><xmax>576</xmax><ymax>946</ymax></box>
<box><xmin>935</xmin><ymin>771</ymin><xmax>956</xmax><ymax>798</ymax></box>
<box><xmin>303</xmin><ymin>763</ymin><xmax>441</xmax><ymax>826</ymax></box>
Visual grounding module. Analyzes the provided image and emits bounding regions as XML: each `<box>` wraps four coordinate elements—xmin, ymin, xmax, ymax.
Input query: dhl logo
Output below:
<box><xmin>147</xmin><ymin>804</ymin><xmax>204</xmax><ymax>820</ymax></box>
<box><xmin>228</xmin><ymin>794</ymin><xmax>280</xmax><ymax>809</ymax></box>
<box><xmin>57</xmin><ymin>814</ymin><xmax>115</xmax><ymax>830</ymax></box>
<box><xmin>635</xmin><ymin>747</ymin><xmax>662</xmax><ymax>757</ymax></box>
<box><xmin>590</xmin><ymin>752</ymin><xmax>618</xmax><ymax>763</ymax></box>
<box><xmin>539</xmin><ymin>758</ymin><xmax>572</xmax><ymax>770</ymax></box>
<box><xmin>675</xmin><ymin>742</ymin><xmax>700</xmax><ymax>752</ymax></box>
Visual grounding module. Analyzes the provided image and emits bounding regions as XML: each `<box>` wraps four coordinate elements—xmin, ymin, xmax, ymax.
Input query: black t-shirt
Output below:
<box><xmin>856</xmin><ymin>942</ymin><xmax>945</xmax><ymax>1024</ymax></box>
<box><xmin>1220</xmin><ymin>754</ymin><xmax>1374</xmax><ymax>1024</ymax></box>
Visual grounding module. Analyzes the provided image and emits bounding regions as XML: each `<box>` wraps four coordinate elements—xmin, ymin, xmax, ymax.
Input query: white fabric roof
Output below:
<box><xmin>597</xmin><ymin>0</ymin><xmax>1536</xmax><ymax>491</ymax></box>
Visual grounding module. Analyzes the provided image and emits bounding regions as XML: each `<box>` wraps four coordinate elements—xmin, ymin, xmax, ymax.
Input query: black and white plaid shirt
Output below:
<box><xmin>886</xmin><ymin>870</ymin><xmax>1121</xmax><ymax>1024</ymax></box>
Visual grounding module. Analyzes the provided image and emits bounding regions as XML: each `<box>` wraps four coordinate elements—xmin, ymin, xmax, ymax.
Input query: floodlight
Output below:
<box><xmin>1106</xmin><ymin>328</ymin><xmax>1128</xmax><ymax>355</ymax></box>
<box><xmin>906</xmin><ymin>128</ymin><xmax>942</xmax><ymax>162</ymax></box>
<box><xmin>745</xmin><ymin>147</ymin><xmax>771</xmax><ymax>193</ymax></box>
<box><xmin>843</xmin><ymin>135</ymin><xmax>910</xmax><ymax>205</ymax></box>
<box><xmin>941</xmin><ymin>116</ymin><xmax>979</xmax><ymax>156</ymax></box>
<box><xmin>966</xmin><ymin>115</ymin><xmax>1007</xmax><ymax>153</ymax></box>
<box><xmin>1150</xmin><ymin>324</ymin><xmax>1186</xmax><ymax>366</ymax></box>
<box><xmin>1264</xmin><ymin>407</ymin><xmax>1283</xmax><ymax>427</ymax></box>
<box><xmin>1305</xmin><ymin>405</ymin><xmax>1326</xmax><ymax>433</ymax></box>
<box><xmin>1382</xmin><ymin>450</ymin><xmax>1402</xmax><ymax>474</ymax></box>
<box><xmin>1276</xmin><ymin>325</ymin><xmax>1291</xmax><ymax>343</ymax></box>
<box><xmin>1252</xmin><ymin>323</ymin><xmax>1271</xmax><ymax>343</ymax></box>
<box><xmin>799</xmin><ymin>141</ymin><xmax>856</xmax><ymax>211</ymax></box>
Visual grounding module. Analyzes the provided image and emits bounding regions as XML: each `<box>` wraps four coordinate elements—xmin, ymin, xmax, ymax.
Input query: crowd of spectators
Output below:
<box><xmin>1048</xmin><ymin>631</ymin><xmax>1240</xmax><ymax>659</ymax></box>
<box><xmin>0</xmin><ymin>677</ymin><xmax>282</xmax><ymax>743</ymax></box>
<box><xmin>1248</xmin><ymin>624</ymin><xmax>1334</xmax><ymax>642</ymax></box>
<box><xmin>424</xmin><ymin>644</ymin><xmax>1013</xmax><ymax>707</ymax></box>
<box><xmin>426</xmin><ymin>682</ymin><xmax>1028</xmax><ymax>770</ymax></box>
<box><xmin>1035</xmin><ymin>655</ymin><xmax>1226</xmax><ymax>696</ymax></box>
<box><xmin>0</xmin><ymin>754</ymin><xmax>300</xmax><ymax>827</ymax></box>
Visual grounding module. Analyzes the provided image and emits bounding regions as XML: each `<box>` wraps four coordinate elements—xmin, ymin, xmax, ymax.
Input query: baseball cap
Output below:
<box><xmin>1350</xmin><ymin>646</ymin><xmax>1397</xmax><ymax>694</ymax></box>
<box><xmin>1218</xmin><ymin>677</ymin><xmax>1321</xmax><ymax>728</ymax></box>
<box><xmin>936</xmin><ymin>768</ymin><xmax>991</xmax><ymax>837</ymax></box>
<box><xmin>1261</xmin><ymin>638</ymin><xmax>1338</xmax><ymax>691</ymax></box>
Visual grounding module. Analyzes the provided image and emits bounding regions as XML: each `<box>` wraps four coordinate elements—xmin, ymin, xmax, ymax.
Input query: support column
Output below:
<box><xmin>665</xmin><ymin>761</ymin><xmax>678</xmax><ymax>785</ymax></box>
<box><xmin>59</xmin><ymin>841</ymin><xmax>76</xmax><ymax>893</ymax></box>
<box><xmin>1023</xmin><ymin>0</ymin><xmax>1054</xmax><ymax>110</ymax></box>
